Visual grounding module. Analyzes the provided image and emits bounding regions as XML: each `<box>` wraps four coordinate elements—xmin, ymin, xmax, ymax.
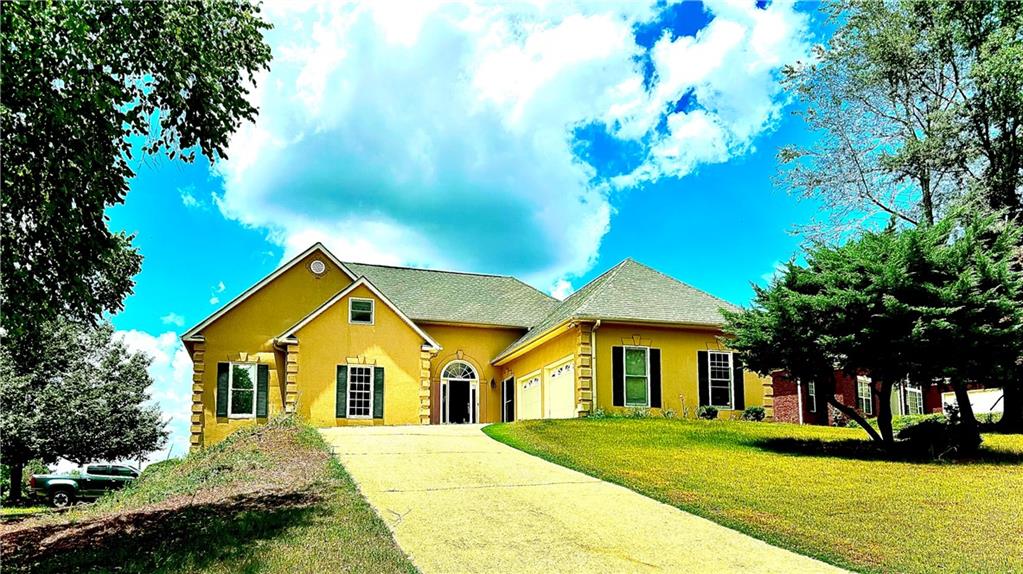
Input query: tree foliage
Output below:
<box><xmin>724</xmin><ymin>212</ymin><xmax>1023</xmax><ymax>452</ymax></box>
<box><xmin>0</xmin><ymin>319</ymin><xmax>167</xmax><ymax>500</ymax></box>
<box><xmin>0</xmin><ymin>0</ymin><xmax>272</xmax><ymax>346</ymax></box>
<box><xmin>780</xmin><ymin>0</ymin><xmax>1023</xmax><ymax>235</ymax></box>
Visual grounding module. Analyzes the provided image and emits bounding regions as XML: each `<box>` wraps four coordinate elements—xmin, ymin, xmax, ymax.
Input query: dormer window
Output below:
<box><xmin>349</xmin><ymin>298</ymin><xmax>374</xmax><ymax>324</ymax></box>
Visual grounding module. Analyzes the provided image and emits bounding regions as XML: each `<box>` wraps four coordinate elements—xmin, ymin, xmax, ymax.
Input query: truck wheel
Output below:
<box><xmin>49</xmin><ymin>488</ymin><xmax>75</xmax><ymax>508</ymax></box>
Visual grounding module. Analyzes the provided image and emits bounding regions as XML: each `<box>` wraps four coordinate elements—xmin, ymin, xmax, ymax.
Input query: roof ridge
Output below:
<box><xmin>344</xmin><ymin>260</ymin><xmax>514</xmax><ymax>279</ymax></box>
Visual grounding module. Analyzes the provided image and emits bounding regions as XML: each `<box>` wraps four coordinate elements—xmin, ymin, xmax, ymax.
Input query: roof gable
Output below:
<box><xmin>344</xmin><ymin>262</ymin><xmax>559</xmax><ymax>328</ymax></box>
<box><xmin>181</xmin><ymin>243</ymin><xmax>357</xmax><ymax>342</ymax></box>
<box><xmin>493</xmin><ymin>259</ymin><xmax>738</xmax><ymax>362</ymax></box>
<box><xmin>279</xmin><ymin>277</ymin><xmax>441</xmax><ymax>350</ymax></box>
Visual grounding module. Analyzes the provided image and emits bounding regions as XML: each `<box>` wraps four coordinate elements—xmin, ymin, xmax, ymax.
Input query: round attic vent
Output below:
<box><xmin>309</xmin><ymin>259</ymin><xmax>326</xmax><ymax>275</ymax></box>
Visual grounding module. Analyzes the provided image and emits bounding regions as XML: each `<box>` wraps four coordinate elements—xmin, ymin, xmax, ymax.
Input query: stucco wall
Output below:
<box><xmin>293</xmin><ymin>284</ymin><xmax>424</xmax><ymax>427</ymax></box>
<box><xmin>593</xmin><ymin>323</ymin><xmax>768</xmax><ymax>419</ymax></box>
<box><xmin>420</xmin><ymin>323</ymin><xmax>524</xmax><ymax>424</ymax></box>
<box><xmin>498</xmin><ymin>327</ymin><xmax>581</xmax><ymax>421</ymax></box>
<box><xmin>197</xmin><ymin>251</ymin><xmax>353</xmax><ymax>446</ymax></box>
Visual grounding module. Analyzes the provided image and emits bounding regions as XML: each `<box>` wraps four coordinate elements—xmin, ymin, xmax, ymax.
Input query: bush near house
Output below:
<box><xmin>485</xmin><ymin>417</ymin><xmax>1023</xmax><ymax>574</ymax></box>
<box><xmin>0</xmin><ymin>416</ymin><xmax>415</xmax><ymax>574</ymax></box>
<box><xmin>696</xmin><ymin>405</ymin><xmax>718</xmax><ymax>420</ymax></box>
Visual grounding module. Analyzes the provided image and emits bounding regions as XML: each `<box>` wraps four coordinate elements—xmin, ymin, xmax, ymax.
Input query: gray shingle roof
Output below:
<box><xmin>344</xmin><ymin>262</ymin><xmax>559</xmax><ymax>328</ymax></box>
<box><xmin>494</xmin><ymin>258</ymin><xmax>739</xmax><ymax>361</ymax></box>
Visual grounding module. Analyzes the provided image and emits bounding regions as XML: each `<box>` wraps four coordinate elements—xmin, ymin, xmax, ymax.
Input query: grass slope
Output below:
<box><xmin>1</xmin><ymin>416</ymin><xmax>417</xmax><ymax>574</ymax></box>
<box><xmin>485</xmin><ymin>418</ymin><xmax>1023</xmax><ymax>574</ymax></box>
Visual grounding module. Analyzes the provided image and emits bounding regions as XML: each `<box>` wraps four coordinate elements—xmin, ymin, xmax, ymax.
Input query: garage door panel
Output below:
<box><xmin>518</xmin><ymin>376</ymin><xmax>541</xmax><ymax>420</ymax></box>
<box><xmin>544</xmin><ymin>360</ymin><xmax>575</xmax><ymax>419</ymax></box>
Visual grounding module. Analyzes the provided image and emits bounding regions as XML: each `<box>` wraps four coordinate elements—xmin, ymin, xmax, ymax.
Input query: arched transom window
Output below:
<box><xmin>442</xmin><ymin>361</ymin><xmax>477</xmax><ymax>381</ymax></box>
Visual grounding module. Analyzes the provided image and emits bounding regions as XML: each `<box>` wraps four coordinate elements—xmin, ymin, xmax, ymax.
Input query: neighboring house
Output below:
<box><xmin>772</xmin><ymin>370</ymin><xmax>1002</xmax><ymax>426</ymax></box>
<box><xmin>182</xmin><ymin>243</ymin><xmax>770</xmax><ymax>447</ymax></box>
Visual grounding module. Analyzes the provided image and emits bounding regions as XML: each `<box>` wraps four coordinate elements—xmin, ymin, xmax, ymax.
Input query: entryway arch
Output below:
<box><xmin>441</xmin><ymin>360</ymin><xmax>479</xmax><ymax>424</ymax></box>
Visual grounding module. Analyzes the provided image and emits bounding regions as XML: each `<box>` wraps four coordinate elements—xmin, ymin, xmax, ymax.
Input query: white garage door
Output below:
<box><xmin>942</xmin><ymin>388</ymin><xmax>1004</xmax><ymax>414</ymax></box>
<box><xmin>544</xmin><ymin>360</ymin><xmax>576</xmax><ymax>419</ymax></box>
<box><xmin>518</xmin><ymin>375</ymin><xmax>542</xmax><ymax>420</ymax></box>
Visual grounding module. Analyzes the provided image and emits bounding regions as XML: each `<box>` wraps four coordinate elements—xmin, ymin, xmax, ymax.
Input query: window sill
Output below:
<box><xmin>227</xmin><ymin>414</ymin><xmax>256</xmax><ymax>420</ymax></box>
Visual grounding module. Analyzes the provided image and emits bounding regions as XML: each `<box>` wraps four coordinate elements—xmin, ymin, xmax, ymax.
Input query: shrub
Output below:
<box><xmin>740</xmin><ymin>406</ymin><xmax>766</xmax><ymax>421</ymax></box>
<box><xmin>589</xmin><ymin>408</ymin><xmax>627</xmax><ymax>419</ymax></box>
<box><xmin>661</xmin><ymin>408</ymin><xmax>677</xmax><ymax>419</ymax></box>
<box><xmin>897</xmin><ymin>415</ymin><xmax>983</xmax><ymax>457</ymax></box>
<box><xmin>892</xmin><ymin>414</ymin><xmax>945</xmax><ymax>433</ymax></box>
<box><xmin>628</xmin><ymin>407</ymin><xmax>651</xmax><ymax>418</ymax></box>
<box><xmin>697</xmin><ymin>405</ymin><xmax>718</xmax><ymax>420</ymax></box>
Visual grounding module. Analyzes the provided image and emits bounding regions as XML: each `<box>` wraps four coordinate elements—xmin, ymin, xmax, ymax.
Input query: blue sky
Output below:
<box><xmin>108</xmin><ymin>0</ymin><xmax>829</xmax><ymax>459</ymax></box>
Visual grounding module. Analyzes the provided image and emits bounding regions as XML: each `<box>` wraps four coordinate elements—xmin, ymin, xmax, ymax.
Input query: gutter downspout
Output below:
<box><xmin>796</xmin><ymin>379</ymin><xmax>804</xmax><ymax>425</ymax></box>
<box><xmin>590</xmin><ymin>320</ymin><xmax>601</xmax><ymax>414</ymax></box>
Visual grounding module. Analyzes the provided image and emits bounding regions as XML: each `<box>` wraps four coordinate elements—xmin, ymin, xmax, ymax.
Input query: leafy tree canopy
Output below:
<box><xmin>0</xmin><ymin>319</ymin><xmax>167</xmax><ymax>500</ymax></box>
<box><xmin>724</xmin><ymin>211</ymin><xmax>1023</xmax><ymax>449</ymax></box>
<box><xmin>0</xmin><ymin>1</ymin><xmax>272</xmax><ymax>347</ymax></box>
<box><xmin>780</xmin><ymin>0</ymin><xmax>1023</xmax><ymax>235</ymax></box>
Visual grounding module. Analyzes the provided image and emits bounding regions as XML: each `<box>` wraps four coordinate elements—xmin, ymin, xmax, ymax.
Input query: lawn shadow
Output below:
<box><xmin>753</xmin><ymin>437</ymin><xmax>1023</xmax><ymax>465</ymax></box>
<box><xmin>1</xmin><ymin>488</ymin><xmax>328</xmax><ymax>573</ymax></box>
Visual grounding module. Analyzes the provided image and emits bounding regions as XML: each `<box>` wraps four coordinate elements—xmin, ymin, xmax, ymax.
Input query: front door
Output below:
<box><xmin>442</xmin><ymin>380</ymin><xmax>478</xmax><ymax>424</ymax></box>
<box><xmin>502</xmin><ymin>377</ymin><xmax>515</xmax><ymax>422</ymax></box>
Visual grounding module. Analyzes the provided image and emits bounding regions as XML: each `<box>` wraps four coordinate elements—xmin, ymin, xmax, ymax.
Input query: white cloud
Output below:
<box><xmin>216</xmin><ymin>0</ymin><xmax>810</xmax><ymax>285</ymax></box>
<box><xmin>178</xmin><ymin>185</ymin><xmax>213</xmax><ymax>210</ymax></box>
<box><xmin>116</xmin><ymin>330</ymin><xmax>194</xmax><ymax>465</ymax></box>
<box><xmin>209</xmin><ymin>281</ymin><xmax>226</xmax><ymax>305</ymax></box>
<box><xmin>550</xmin><ymin>279</ymin><xmax>574</xmax><ymax>301</ymax></box>
<box><xmin>760</xmin><ymin>259</ymin><xmax>790</xmax><ymax>285</ymax></box>
<box><xmin>179</xmin><ymin>186</ymin><xmax>200</xmax><ymax>208</ymax></box>
<box><xmin>160</xmin><ymin>312</ymin><xmax>185</xmax><ymax>327</ymax></box>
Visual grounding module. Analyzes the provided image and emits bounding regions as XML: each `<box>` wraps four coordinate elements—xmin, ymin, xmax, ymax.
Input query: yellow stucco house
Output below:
<box><xmin>182</xmin><ymin>243</ymin><xmax>771</xmax><ymax>447</ymax></box>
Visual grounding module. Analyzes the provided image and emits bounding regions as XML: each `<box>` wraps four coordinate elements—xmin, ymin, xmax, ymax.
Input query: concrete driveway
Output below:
<box><xmin>319</xmin><ymin>425</ymin><xmax>845</xmax><ymax>574</ymax></box>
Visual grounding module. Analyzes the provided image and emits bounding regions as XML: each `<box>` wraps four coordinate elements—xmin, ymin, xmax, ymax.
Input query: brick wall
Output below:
<box><xmin>771</xmin><ymin>370</ymin><xmax>874</xmax><ymax>427</ymax></box>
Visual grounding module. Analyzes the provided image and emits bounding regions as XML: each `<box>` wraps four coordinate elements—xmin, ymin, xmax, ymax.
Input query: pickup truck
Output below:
<box><xmin>29</xmin><ymin>464</ymin><xmax>139</xmax><ymax>507</ymax></box>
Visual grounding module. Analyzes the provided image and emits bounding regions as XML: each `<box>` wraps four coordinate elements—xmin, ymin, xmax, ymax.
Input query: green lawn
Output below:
<box><xmin>1</xmin><ymin>417</ymin><xmax>417</xmax><ymax>574</ymax></box>
<box><xmin>485</xmin><ymin>418</ymin><xmax>1023</xmax><ymax>574</ymax></box>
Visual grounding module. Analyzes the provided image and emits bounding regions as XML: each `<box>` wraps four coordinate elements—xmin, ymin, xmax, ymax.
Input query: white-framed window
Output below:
<box><xmin>347</xmin><ymin>365</ymin><xmax>374</xmax><ymax>418</ymax></box>
<box><xmin>349</xmin><ymin>298</ymin><xmax>374</xmax><ymax>324</ymax></box>
<box><xmin>857</xmin><ymin>377</ymin><xmax>873</xmax><ymax>415</ymax></box>
<box><xmin>708</xmin><ymin>351</ymin><xmax>734</xmax><ymax>409</ymax></box>
<box><xmin>229</xmin><ymin>363</ymin><xmax>257</xmax><ymax>418</ymax></box>
<box><xmin>906</xmin><ymin>385</ymin><xmax>924</xmax><ymax>415</ymax></box>
<box><xmin>807</xmin><ymin>380</ymin><xmax>817</xmax><ymax>413</ymax></box>
<box><xmin>624</xmin><ymin>346</ymin><xmax>650</xmax><ymax>407</ymax></box>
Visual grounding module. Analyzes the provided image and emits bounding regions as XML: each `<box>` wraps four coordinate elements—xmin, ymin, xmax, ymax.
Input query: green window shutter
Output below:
<box><xmin>611</xmin><ymin>346</ymin><xmax>624</xmax><ymax>407</ymax></box>
<box><xmin>732</xmin><ymin>355</ymin><xmax>745</xmax><ymax>410</ymax></box>
<box><xmin>256</xmin><ymin>364</ymin><xmax>269</xmax><ymax>417</ymax></box>
<box><xmin>697</xmin><ymin>351</ymin><xmax>709</xmax><ymax>406</ymax></box>
<box><xmin>373</xmin><ymin>367</ymin><xmax>385</xmax><ymax>419</ymax></box>
<box><xmin>216</xmin><ymin>363</ymin><xmax>229</xmax><ymax>417</ymax></box>
<box><xmin>336</xmin><ymin>365</ymin><xmax>348</xmax><ymax>418</ymax></box>
<box><xmin>649</xmin><ymin>348</ymin><xmax>662</xmax><ymax>408</ymax></box>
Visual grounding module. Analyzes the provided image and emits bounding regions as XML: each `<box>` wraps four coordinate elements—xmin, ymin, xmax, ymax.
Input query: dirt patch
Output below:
<box><xmin>0</xmin><ymin>420</ymin><xmax>333</xmax><ymax>573</ymax></box>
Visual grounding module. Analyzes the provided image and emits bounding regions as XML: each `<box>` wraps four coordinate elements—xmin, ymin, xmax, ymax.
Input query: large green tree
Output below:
<box><xmin>780</xmin><ymin>0</ymin><xmax>1023</xmax><ymax>430</ymax></box>
<box><xmin>782</xmin><ymin>0</ymin><xmax>1022</xmax><ymax>230</ymax></box>
<box><xmin>725</xmin><ymin>212</ymin><xmax>1023</xmax><ymax>452</ymax></box>
<box><xmin>0</xmin><ymin>319</ymin><xmax>167</xmax><ymax>502</ymax></box>
<box><xmin>0</xmin><ymin>1</ymin><xmax>272</xmax><ymax>352</ymax></box>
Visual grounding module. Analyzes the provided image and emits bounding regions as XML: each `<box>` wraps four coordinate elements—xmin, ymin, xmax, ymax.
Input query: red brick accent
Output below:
<box><xmin>771</xmin><ymin>370</ymin><xmax>876</xmax><ymax>426</ymax></box>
